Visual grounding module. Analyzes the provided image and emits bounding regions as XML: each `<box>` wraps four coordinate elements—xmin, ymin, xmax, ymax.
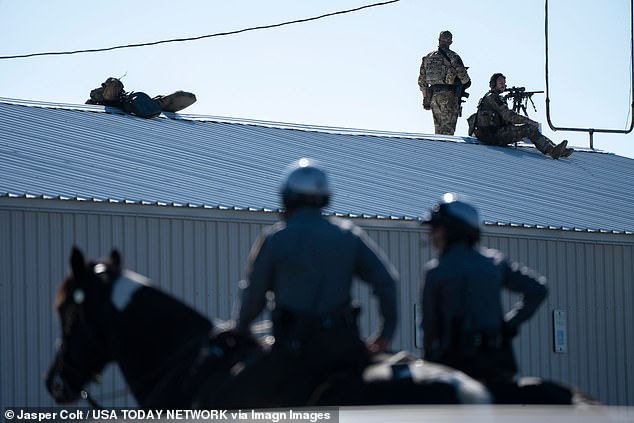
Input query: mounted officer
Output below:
<box><xmin>230</xmin><ymin>158</ymin><xmax>399</xmax><ymax>406</ymax></box>
<box><xmin>418</xmin><ymin>30</ymin><xmax>471</xmax><ymax>135</ymax></box>
<box><xmin>420</xmin><ymin>193</ymin><xmax>548</xmax><ymax>384</ymax></box>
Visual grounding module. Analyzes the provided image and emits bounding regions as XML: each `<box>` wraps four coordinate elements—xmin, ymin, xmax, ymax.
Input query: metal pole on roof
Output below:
<box><xmin>544</xmin><ymin>0</ymin><xmax>634</xmax><ymax>149</ymax></box>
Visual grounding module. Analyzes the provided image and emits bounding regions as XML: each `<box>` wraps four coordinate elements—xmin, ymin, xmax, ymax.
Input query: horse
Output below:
<box><xmin>45</xmin><ymin>247</ymin><xmax>261</xmax><ymax>409</ymax></box>
<box><xmin>46</xmin><ymin>248</ymin><xmax>592</xmax><ymax>408</ymax></box>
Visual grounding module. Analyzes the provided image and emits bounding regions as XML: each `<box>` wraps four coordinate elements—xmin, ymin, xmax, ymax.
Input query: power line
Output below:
<box><xmin>0</xmin><ymin>0</ymin><xmax>400</xmax><ymax>60</ymax></box>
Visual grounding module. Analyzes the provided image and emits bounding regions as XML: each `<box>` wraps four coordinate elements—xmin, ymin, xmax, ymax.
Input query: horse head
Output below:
<box><xmin>46</xmin><ymin>247</ymin><xmax>119</xmax><ymax>403</ymax></box>
<box><xmin>45</xmin><ymin>247</ymin><xmax>240</xmax><ymax>408</ymax></box>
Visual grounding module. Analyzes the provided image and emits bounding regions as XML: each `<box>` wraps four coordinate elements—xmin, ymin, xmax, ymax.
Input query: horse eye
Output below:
<box><xmin>73</xmin><ymin>289</ymin><xmax>85</xmax><ymax>304</ymax></box>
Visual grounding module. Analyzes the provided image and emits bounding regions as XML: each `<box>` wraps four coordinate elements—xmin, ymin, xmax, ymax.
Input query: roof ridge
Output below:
<box><xmin>0</xmin><ymin>96</ymin><xmax>457</xmax><ymax>140</ymax></box>
<box><xmin>0</xmin><ymin>96</ymin><xmax>610</xmax><ymax>153</ymax></box>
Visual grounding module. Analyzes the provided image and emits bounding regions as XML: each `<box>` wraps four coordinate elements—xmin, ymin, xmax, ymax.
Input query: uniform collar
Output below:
<box><xmin>286</xmin><ymin>206</ymin><xmax>323</xmax><ymax>220</ymax></box>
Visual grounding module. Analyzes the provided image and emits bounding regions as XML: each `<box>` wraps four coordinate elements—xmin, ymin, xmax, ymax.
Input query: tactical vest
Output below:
<box><xmin>423</xmin><ymin>53</ymin><xmax>456</xmax><ymax>85</ymax></box>
<box><xmin>476</xmin><ymin>93</ymin><xmax>503</xmax><ymax>129</ymax></box>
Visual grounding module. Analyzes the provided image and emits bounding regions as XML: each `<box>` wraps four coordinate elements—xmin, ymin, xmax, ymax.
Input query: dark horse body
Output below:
<box><xmin>46</xmin><ymin>248</ymin><xmax>593</xmax><ymax>408</ymax></box>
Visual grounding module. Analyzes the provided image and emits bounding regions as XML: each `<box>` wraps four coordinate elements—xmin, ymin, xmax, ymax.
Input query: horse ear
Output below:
<box><xmin>110</xmin><ymin>249</ymin><xmax>121</xmax><ymax>269</ymax></box>
<box><xmin>70</xmin><ymin>247</ymin><xmax>86</xmax><ymax>279</ymax></box>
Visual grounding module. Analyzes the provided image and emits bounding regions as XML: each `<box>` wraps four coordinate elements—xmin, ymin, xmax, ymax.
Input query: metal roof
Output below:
<box><xmin>1</xmin><ymin>97</ymin><xmax>633</xmax><ymax>234</ymax></box>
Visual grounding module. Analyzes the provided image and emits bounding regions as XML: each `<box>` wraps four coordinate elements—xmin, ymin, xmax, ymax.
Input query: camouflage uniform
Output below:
<box><xmin>474</xmin><ymin>91</ymin><xmax>570</xmax><ymax>158</ymax></box>
<box><xmin>418</xmin><ymin>31</ymin><xmax>470</xmax><ymax>135</ymax></box>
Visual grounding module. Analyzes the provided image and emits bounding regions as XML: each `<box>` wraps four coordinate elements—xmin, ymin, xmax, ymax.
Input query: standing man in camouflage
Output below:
<box><xmin>418</xmin><ymin>30</ymin><xmax>471</xmax><ymax>135</ymax></box>
<box><xmin>471</xmin><ymin>73</ymin><xmax>573</xmax><ymax>159</ymax></box>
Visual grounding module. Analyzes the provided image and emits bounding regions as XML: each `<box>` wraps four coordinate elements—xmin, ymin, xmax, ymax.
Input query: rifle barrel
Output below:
<box><xmin>504</xmin><ymin>88</ymin><xmax>544</xmax><ymax>95</ymax></box>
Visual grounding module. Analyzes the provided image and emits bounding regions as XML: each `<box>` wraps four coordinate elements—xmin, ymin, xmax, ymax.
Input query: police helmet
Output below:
<box><xmin>423</xmin><ymin>193</ymin><xmax>481</xmax><ymax>242</ymax></box>
<box><xmin>280</xmin><ymin>158</ymin><xmax>331</xmax><ymax>209</ymax></box>
<box><xmin>489</xmin><ymin>72</ymin><xmax>506</xmax><ymax>89</ymax></box>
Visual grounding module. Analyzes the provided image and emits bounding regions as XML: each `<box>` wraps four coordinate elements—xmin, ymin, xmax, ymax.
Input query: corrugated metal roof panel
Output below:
<box><xmin>1</xmin><ymin>98</ymin><xmax>633</xmax><ymax>233</ymax></box>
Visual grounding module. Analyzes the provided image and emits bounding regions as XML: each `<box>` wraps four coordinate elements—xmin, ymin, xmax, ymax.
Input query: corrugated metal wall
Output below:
<box><xmin>481</xmin><ymin>230</ymin><xmax>634</xmax><ymax>405</ymax></box>
<box><xmin>1</xmin><ymin>198</ymin><xmax>632</xmax><ymax>407</ymax></box>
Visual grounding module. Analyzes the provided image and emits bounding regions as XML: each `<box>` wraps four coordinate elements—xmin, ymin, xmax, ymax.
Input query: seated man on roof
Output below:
<box><xmin>470</xmin><ymin>73</ymin><xmax>573</xmax><ymax>159</ymax></box>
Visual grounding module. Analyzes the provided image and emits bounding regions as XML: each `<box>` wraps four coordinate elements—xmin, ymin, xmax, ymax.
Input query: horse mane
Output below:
<box><xmin>105</xmin><ymin>270</ymin><xmax>213</xmax><ymax>406</ymax></box>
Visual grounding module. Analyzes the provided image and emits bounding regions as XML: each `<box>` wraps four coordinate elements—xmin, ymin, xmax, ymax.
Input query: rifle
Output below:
<box><xmin>456</xmin><ymin>79</ymin><xmax>470</xmax><ymax>116</ymax></box>
<box><xmin>503</xmin><ymin>86</ymin><xmax>543</xmax><ymax>116</ymax></box>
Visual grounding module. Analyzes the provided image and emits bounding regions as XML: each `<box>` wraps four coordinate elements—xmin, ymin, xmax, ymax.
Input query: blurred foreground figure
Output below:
<box><xmin>228</xmin><ymin>158</ymin><xmax>399</xmax><ymax>407</ymax></box>
<box><xmin>420</xmin><ymin>193</ymin><xmax>547</xmax><ymax>384</ymax></box>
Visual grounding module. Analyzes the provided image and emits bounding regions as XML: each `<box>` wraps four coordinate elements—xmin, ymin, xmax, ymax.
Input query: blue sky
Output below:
<box><xmin>1</xmin><ymin>0</ymin><xmax>633</xmax><ymax>158</ymax></box>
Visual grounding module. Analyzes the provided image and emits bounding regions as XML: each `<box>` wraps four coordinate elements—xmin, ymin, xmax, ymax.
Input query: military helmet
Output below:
<box><xmin>423</xmin><ymin>193</ymin><xmax>481</xmax><ymax>240</ymax></box>
<box><xmin>280</xmin><ymin>158</ymin><xmax>331</xmax><ymax>209</ymax></box>
<box><xmin>439</xmin><ymin>30</ymin><xmax>453</xmax><ymax>43</ymax></box>
<box><xmin>489</xmin><ymin>72</ymin><xmax>506</xmax><ymax>89</ymax></box>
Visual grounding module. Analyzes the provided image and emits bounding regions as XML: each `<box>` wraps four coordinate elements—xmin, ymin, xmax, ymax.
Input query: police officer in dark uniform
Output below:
<box><xmin>232</xmin><ymin>158</ymin><xmax>399</xmax><ymax>406</ymax></box>
<box><xmin>420</xmin><ymin>193</ymin><xmax>547</xmax><ymax>384</ymax></box>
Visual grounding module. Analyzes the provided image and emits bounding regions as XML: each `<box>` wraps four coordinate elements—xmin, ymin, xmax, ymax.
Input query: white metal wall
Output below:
<box><xmin>1</xmin><ymin>198</ymin><xmax>633</xmax><ymax>407</ymax></box>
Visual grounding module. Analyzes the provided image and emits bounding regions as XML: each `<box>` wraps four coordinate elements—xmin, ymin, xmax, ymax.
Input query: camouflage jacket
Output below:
<box><xmin>476</xmin><ymin>91</ymin><xmax>531</xmax><ymax>130</ymax></box>
<box><xmin>418</xmin><ymin>47</ymin><xmax>470</xmax><ymax>90</ymax></box>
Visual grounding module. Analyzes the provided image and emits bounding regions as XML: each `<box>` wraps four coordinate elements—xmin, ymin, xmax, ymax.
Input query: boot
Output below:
<box><xmin>560</xmin><ymin>147</ymin><xmax>574</xmax><ymax>158</ymax></box>
<box><xmin>560</xmin><ymin>148</ymin><xmax>574</xmax><ymax>158</ymax></box>
<box><xmin>548</xmin><ymin>140</ymin><xmax>568</xmax><ymax>159</ymax></box>
<box><xmin>154</xmin><ymin>91</ymin><xmax>197</xmax><ymax>112</ymax></box>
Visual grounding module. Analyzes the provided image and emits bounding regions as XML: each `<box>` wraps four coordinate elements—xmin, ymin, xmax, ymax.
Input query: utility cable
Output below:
<box><xmin>0</xmin><ymin>0</ymin><xmax>400</xmax><ymax>60</ymax></box>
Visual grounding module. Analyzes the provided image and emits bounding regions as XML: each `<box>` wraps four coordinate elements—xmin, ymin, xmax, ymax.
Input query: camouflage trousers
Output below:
<box><xmin>479</xmin><ymin>124</ymin><xmax>554</xmax><ymax>154</ymax></box>
<box><xmin>430</xmin><ymin>88</ymin><xmax>460</xmax><ymax>135</ymax></box>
